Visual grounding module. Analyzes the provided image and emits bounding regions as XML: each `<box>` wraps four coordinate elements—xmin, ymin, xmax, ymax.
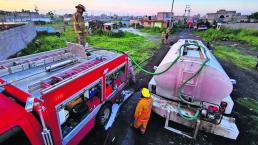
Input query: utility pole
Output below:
<box><xmin>183</xmin><ymin>5</ymin><xmax>191</xmax><ymax>24</ymax></box>
<box><xmin>170</xmin><ymin>0</ymin><xmax>175</xmax><ymax>28</ymax></box>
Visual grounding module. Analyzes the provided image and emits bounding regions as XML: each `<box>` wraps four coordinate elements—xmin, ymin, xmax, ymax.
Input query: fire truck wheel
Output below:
<box><xmin>96</xmin><ymin>103</ymin><xmax>112</xmax><ymax>127</ymax></box>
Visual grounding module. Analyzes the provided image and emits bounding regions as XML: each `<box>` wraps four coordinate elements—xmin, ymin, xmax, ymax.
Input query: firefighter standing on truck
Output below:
<box><xmin>73</xmin><ymin>4</ymin><xmax>86</xmax><ymax>46</ymax></box>
<box><xmin>134</xmin><ymin>88</ymin><xmax>153</xmax><ymax>134</ymax></box>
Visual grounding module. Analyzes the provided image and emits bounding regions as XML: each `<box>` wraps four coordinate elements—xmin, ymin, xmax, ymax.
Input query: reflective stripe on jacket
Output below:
<box><xmin>134</xmin><ymin>97</ymin><xmax>153</xmax><ymax>121</ymax></box>
<box><xmin>72</xmin><ymin>12</ymin><xmax>86</xmax><ymax>34</ymax></box>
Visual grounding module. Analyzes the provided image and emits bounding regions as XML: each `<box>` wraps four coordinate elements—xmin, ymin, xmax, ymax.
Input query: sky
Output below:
<box><xmin>0</xmin><ymin>0</ymin><xmax>257</xmax><ymax>16</ymax></box>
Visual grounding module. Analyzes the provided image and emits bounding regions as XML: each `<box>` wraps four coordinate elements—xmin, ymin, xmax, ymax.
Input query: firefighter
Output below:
<box><xmin>73</xmin><ymin>4</ymin><xmax>87</xmax><ymax>46</ymax></box>
<box><xmin>134</xmin><ymin>88</ymin><xmax>153</xmax><ymax>134</ymax></box>
<box><xmin>161</xmin><ymin>32</ymin><xmax>166</xmax><ymax>44</ymax></box>
<box><xmin>166</xmin><ymin>28</ymin><xmax>171</xmax><ymax>34</ymax></box>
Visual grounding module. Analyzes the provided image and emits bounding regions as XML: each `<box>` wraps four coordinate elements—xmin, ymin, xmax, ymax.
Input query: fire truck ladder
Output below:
<box><xmin>28</xmin><ymin>57</ymin><xmax>105</xmax><ymax>93</ymax></box>
<box><xmin>0</xmin><ymin>48</ymin><xmax>74</xmax><ymax>78</ymax></box>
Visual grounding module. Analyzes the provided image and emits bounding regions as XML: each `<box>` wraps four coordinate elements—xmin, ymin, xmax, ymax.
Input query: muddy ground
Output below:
<box><xmin>80</xmin><ymin>30</ymin><xmax>258</xmax><ymax>145</ymax></box>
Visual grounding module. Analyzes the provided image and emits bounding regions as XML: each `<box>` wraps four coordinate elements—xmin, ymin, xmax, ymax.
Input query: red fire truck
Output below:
<box><xmin>0</xmin><ymin>43</ymin><xmax>134</xmax><ymax>145</ymax></box>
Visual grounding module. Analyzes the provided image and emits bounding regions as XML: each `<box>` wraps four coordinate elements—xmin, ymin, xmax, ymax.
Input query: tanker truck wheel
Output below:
<box><xmin>96</xmin><ymin>103</ymin><xmax>112</xmax><ymax>128</ymax></box>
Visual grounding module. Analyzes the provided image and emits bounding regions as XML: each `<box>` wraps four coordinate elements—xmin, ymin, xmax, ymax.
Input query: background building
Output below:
<box><xmin>206</xmin><ymin>9</ymin><xmax>247</xmax><ymax>23</ymax></box>
<box><xmin>0</xmin><ymin>10</ymin><xmax>51</xmax><ymax>22</ymax></box>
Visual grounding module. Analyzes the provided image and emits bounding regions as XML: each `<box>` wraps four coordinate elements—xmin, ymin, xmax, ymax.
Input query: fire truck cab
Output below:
<box><xmin>0</xmin><ymin>43</ymin><xmax>134</xmax><ymax>145</ymax></box>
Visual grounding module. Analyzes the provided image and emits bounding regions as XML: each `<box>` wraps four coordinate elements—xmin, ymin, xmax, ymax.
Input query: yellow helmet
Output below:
<box><xmin>141</xmin><ymin>88</ymin><xmax>150</xmax><ymax>98</ymax></box>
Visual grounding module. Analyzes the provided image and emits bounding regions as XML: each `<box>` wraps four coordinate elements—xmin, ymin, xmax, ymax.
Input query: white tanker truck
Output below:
<box><xmin>148</xmin><ymin>39</ymin><xmax>239</xmax><ymax>140</ymax></box>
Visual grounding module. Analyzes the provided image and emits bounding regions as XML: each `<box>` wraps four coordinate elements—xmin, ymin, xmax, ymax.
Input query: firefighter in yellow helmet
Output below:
<box><xmin>73</xmin><ymin>4</ymin><xmax>87</xmax><ymax>46</ymax></box>
<box><xmin>134</xmin><ymin>88</ymin><xmax>153</xmax><ymax>134</ymax></box>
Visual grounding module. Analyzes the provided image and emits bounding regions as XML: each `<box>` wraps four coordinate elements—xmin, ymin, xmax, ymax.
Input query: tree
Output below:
<box><xmin>248</xmin><ymin>12</ymin><xmax>258</xmax><ymax>20</ymax></box>
<box><xmin>204</xmin><ymin>19</ymin><xmax>211</xmax><ymax>28</ymax></box>
<box><xmin>34</xmin><ymin>5</ymin><xmax>39</xmax><ymax>14</ymax></box>
<box><xmin>47</xmin><ymin>11</ymin><xmax>54</xmax><ymax>20</ymax></box>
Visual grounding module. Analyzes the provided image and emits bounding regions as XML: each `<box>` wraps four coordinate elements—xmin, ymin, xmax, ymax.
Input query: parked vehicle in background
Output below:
<box><xmin>197</xmin><ymin>25</ymin><xmax>208</xmax><ymax>31</ymax></box>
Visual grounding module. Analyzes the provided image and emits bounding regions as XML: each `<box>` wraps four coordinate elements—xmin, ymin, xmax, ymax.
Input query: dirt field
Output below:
<box><xmin>80</xmin><ymin>30</ymin><xmax>258</xmax><ymax>145</ymax></box>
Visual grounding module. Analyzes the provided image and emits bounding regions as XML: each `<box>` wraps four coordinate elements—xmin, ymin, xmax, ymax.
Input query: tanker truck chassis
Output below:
<box><xmin>150</xmin><ymin>93</ymin><xmax>239</xmax><ymax>139</ymax></box>
<box><xmin>148</xmin><ymin>39</ymin><xmax>239</xmax><ymax>140</ymax></box>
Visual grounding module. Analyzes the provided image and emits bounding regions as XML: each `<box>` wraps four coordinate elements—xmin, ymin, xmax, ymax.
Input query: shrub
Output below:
<box><xmin>139</xmin><ymin>27</ymin><xmax>166</xmax><ymax>36</ymax></box>
<box><xmin>214</xmin><ymin>45</ymin><xmax>257</xmax><ymax>70</ymax></box>
<box><xmin>112</xmin><ymin>30</ymin><xmax>125</xmax><ymax>38</ymax></box>
<box><xmin>92</xmin><ymin>29</ymin><xmax>125</xmax><ymax>38</ymax></box>
<box><xmin>195</xmin><ymin>28</ymin><xmax>258</xmax><ymax>46</ymax></box>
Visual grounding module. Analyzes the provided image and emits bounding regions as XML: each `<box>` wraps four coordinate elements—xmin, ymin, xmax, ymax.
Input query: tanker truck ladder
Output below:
<box><xmin>165</xmin><ymin>110</ymin><xmax>201</xmax><ymax>139</ymax></box>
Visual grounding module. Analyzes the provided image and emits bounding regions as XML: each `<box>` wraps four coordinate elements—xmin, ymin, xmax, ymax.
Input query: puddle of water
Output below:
<box><xmin>105</xmin><ymin>90</ymin><xmax>133</xmax><ymax>130</ymax></box>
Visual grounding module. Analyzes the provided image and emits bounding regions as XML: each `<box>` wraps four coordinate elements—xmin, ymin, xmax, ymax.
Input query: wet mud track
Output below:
<box><xmin>80</xmin><ymin>30</ymin><xmax>258</xmax><ymax>145</ymax></box>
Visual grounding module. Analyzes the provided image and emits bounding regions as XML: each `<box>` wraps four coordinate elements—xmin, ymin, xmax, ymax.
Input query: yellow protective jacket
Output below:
<box><xmin>134</xmin><ymin>97</ymin><xmax>153</xmax><ymax>122</ymax></box>
<box><xmin>72</xmin><ymin>12</ymin><xmax>86</xmax><ymax>34</ymax></box>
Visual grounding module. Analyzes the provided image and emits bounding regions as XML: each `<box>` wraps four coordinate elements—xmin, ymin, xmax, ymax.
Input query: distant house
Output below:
<box><xmin>157</xmin><ymin>12</ymin><xmax>173</xmax><ymax>21</ymax></box>
<box><xmin>140</xmin><ymin>13</ymin><xmax>169</xmax><ymax>28</ymax></box>
<box><xmin>206</xmin><ymin>9</ymin><xmax>244</xmax><ymax>23</ymax></box>
<box><xmin>120</xmin><ymin>20</ymin><xmax>130</xmax><ymax>27</ymax></box>
<box><xmin>142</xmin><ymin>20</ymin><xmax>167</xmax><ymax>28</ymax></box>
<box><xmin>63</xmin><ymin>14</ymin><xmax>73</xmax><ymax>22</ymax></box>
<box><xmin>157</xmin><ymin>12</ymin><xmax>173</xmax><ymax>27</ymax></box>
<box><xmin>129</xmin><ymin>19</ymin><xmax>142</xmax><ymax>26</ymax></box>
<box><xmin>173</xmin><ymin>16</ymin><xmax>185</xmax><ymax>23</ymax></box>
<box><xmin>0</xmin><ymin>10</ymin><xmax>51</xmax><ymax>23</ymax></box>
<box><xmin>103</xmin><ymin>22</ymin><xmax>117</xmax><ymax>32</ymax></box>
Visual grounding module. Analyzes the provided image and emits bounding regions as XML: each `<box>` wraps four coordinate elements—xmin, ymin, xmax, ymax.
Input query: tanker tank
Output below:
<box><xmin>150</xmin><ymin>39</ymin><xmax>233</xmax><ymax>105</ymax></box>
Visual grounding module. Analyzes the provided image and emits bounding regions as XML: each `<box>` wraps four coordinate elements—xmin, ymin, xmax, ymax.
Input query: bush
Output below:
<box><xmin>214</xmin><ymin>45</ymin><xmax>257</xmax><ymax>70</ymax></box>
<box><xmin>139</xmin><ymin>27</ymin><xmax>166</xmax><ymax>36</ymax></box>
<box><xmin>92</xmin><ymin>29</ymin><xmax>125</xmax><ymax>38</ymax></box>
<box><xmin>174</xmin><ymin>22</ymin><xmax>186</xmax><ymax>28</ymax></box>
<box><xmin>195</xmin><ymin>28</ymin><xmax>258</xmax><ymax>46</ymax></box>
<box><xmin>87</xmin><ymin>31</ymin><xmax>160</xmax><ymax>64</ymax></box>
<box><xmin>93</xmin><ymin>29</ymin><xmax>104</xmax><ymax>35</ymax></box>
<box><xmin>112</xmin><ymin>30</ymin><xmax>125</xmax><ymax>38</ymax></box>
<box><xmin>130</xmin><ymin>23</ymin><xmax>144</xmax><ymax>29</ymax></box>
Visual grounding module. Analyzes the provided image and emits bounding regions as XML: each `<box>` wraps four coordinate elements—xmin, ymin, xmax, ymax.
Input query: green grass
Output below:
<box><xmin>21</xmin><ymin>25</ymin><xmax>159</xmax><ymax>65</ymax></box>
<box><xmin>214</xmin><ymin>45</ymin><xmax>257</xmax><ymax>70</ymax></box>
<box><xmin>195</xmin><ymin>28</ymin><xmax>258</xmax><ymax>47</ymax></box>
<box><xmin>236</xmin><ymin>98</ymin><xmax>258</xmax><ymax>138</ymax></box>
<box><xmin>237</xmin><ymin>98</ymin><xmax>258</xmax><ymax>114</ymax></box>
<box><xmin>39</xmin><ymin>21</ymin><xmax>66</xmax><ymax>28</ymax></box>
<box><xmin>87</xmin><ymin>31</ymin><xmax>160</xmax><ymax>63</ymax></box>
<box><xmin>139</xmin><ymin>27</ymin><xmax>165</xmax><ymax>36</ymax></box>
<box><xmin>20</xmin><ymin>26</ymin><xmax>77</xmax><ymax>55</ymax></box>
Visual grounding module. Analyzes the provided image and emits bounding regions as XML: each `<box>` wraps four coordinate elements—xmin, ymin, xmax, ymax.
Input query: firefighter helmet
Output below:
<box><xmin>141</xmin><ymin>88</ymin><xmax>150</xmax><ymax>98</ymax></box>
